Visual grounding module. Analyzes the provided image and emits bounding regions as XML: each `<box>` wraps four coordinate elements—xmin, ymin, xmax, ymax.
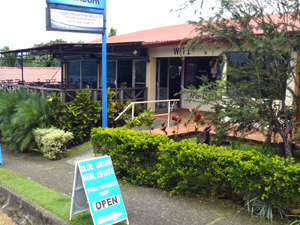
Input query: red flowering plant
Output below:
<box><xmin>171</xmin><ymin>114</ymin><xmax>182</xmax><ymax>136</ymax></box>
<box><xmin>161</xmin><ymin>121</ymin><xmax>167</xmax><ymax>135</ymax></box>
<box><xmin>189</xmin><ymin>108</ymin><xmax>205</xmax><ymax>132</ymax></box>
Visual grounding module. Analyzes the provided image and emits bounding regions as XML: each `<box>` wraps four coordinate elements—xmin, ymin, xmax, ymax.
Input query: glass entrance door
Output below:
<box><xmin>156</xmin><ymin>58</ymin><xmax>168</xmax><ymax>109</ymax></box>
<box><xmin>156</xmin><ymin>58</ymin><xmax>182</xmax><ymax>109</ymax></box>
<box><xmin>169</xmin><ymin>58</ymin><xmax>182</xmax><ymax>108</ymax></box>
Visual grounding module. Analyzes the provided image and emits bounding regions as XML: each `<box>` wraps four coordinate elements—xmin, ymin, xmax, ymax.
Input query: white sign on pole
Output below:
<box><xmin>46</xmin><ymin>7</ymin><xmax>104</xmax><ymax>34</ymax></box>
<box><xmin>70</xmin><ymin>156</ymin><xmax>129</xmax><ymax>225</ymax></box>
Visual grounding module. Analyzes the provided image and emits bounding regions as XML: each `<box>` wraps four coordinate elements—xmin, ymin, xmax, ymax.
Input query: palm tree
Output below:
<box><xmin>0</xmin><ymin>46</ymin><xmax>17</xmax><ymax>67</ymax></box>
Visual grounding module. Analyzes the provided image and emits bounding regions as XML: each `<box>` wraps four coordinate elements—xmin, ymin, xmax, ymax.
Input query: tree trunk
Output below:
<box><xmin>283</xmin><ymin>138</ymin><xmax>293</xmax><ymax>160</ymax></box>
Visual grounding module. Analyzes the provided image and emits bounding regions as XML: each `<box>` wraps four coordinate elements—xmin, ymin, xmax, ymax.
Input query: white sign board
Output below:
<box><xmin>46</xmin><ymin>7</ymin><xmax>104</xmax><ymax>33</ymax></box>
<box><xmin>70</xmin><ymin>156</ymin><xmax>129</xmax><ymax>225</ymax></box>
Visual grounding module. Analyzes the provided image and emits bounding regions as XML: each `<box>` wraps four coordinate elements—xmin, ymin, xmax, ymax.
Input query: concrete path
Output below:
<box><xmin>1</xmin><ymin>146</ymin><xmax>285</xmax><ymax>225</ymax></box>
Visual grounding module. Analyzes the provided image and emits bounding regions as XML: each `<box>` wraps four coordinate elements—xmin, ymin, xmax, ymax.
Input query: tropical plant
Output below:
<box><xmin>108</xmin><ymin>27</ymin><xmax>117</xmax><ymax>37</ymax></box>
<box><xmin>107</xmin><ymin>87</ymin><xmax>125</xmax><ymax>127</ymax></box>
<box><xmin>32</xmin><ymin>39</ymin><xmax>67</xmax><ymax>67</ymax></box>
<box><xmin>124</xmin><ymin>108</ymin><xmax>156</xmax><ymax>133</ymax></box>
<box><xmin>50</xmin><ymin>90</ymin><xmax>102</xmax><ymax>145</ymax></box>
<box><xmin>171</xmin><ymin>114</ymin><xmax>182</xmax><ymax>136</ymax></box>
<box><xmin>244</xmin><ymin>195</ymin><xmax>285</xmax><ymax>221</ymax></box>
<box><xmin>0</xmin><ymin>90</ymin><xmax>53</xmax><ymax>152</ymax></box>
<box><xmin>124</xmin><ymin>116</ymin><xmax>142</xmax><ymax>129</ymax></box>
<box><xmin>181</xmin><ymin>0</ymin><xmax>300</xmax><ymax>159</ymax></box>
<box><xmin>0</xmin><ymin>46</ymin><xmax>17</xmax><ymax>67</ymax></box>
<box><xmin>139</xmin><ymin>109</ymin><xmax>156</xmax><ymax>133</ymax></box>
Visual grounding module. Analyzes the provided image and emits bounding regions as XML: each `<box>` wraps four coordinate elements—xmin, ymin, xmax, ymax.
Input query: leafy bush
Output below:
<box><xmin>49</xmin><ymin>90</ymin><xmax>102</xmax><ymax>145</ymax></box>
<box><xmin>156</xmin><ymin>139</ymin><xmax>300</xmax><ymax>209</ymax></box>
<box><xmin>106</xmin><ymin>87</ymin><xmax>126</xmax><ymax>127</ymax></box>
<box><xmin>91</xmin><ymin>127</ymin><xmax>300</xmax><ymax>217</ymax></box>
<box><xmin>91</xmin><ymin>127</ymin><xmax>169</xmax><ymax>186</ymax></box>
<box><xmin>0</xmin><ymin>90</ymin><xmax>53</xmax><ymax>152</ymax></box>
<box><xmin>124</xmin><ymin>108</ymin><xmax>156</xmax><ymax>133</ymax></box>
<box><xmin>33</xmin><ymin>127</ymin><xmax>73</xmax><ymax>159</ymax></box>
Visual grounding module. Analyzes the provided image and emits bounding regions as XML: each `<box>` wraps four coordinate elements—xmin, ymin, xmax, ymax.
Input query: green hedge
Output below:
<box><xmin>156</xmin><ymin>139</ymin><xmax>300</xmax><ymax>208</ymax></box>
<box><xmin>91</xmin><ymin>127</ymin><xmax>169</xmax><ymax>186</ymax></box>
<box><xmin>91</xmin><ymin>127</ymin><xmax>300</xmax><ymax>209</ymax></box>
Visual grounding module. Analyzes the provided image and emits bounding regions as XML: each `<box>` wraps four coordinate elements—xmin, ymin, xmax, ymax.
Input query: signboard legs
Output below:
<box><xmin>70</xmin><ymin>156</ymin><xmax>129</xmax><ymax>225</ymax></box>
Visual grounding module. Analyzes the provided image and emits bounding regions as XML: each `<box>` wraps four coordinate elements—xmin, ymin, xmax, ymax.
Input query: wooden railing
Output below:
<box><xmin>0</xmin><ymin>83</ymin><xmax>148</xmax><ymax>103</ymax></box>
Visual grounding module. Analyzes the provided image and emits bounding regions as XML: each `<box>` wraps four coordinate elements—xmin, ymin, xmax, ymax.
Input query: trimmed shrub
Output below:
<box><xmin>91</xmin><ymin>127</ymin><xmax>169</xmax><ymax>186</ymax></box>
<box><xmin>91</xmin><ymin>127</ymin><xmax>300</xmax><ymax>211</ymax></box>
<box><xmin>156</xmin><ymin>139</ymin><xmax>300</xmax><ymax>209</ymax></box>
<box><xmin>33</xmin><ymin>127</ymin><xmax>73</xmax><ymax>160</ymax></box>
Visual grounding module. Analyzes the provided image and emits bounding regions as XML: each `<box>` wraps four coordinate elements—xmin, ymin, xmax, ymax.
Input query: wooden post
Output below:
<box><xmin>120</xmin><ymin>89</ymin><xmax>124</xmax><ymax>104</ymax></box>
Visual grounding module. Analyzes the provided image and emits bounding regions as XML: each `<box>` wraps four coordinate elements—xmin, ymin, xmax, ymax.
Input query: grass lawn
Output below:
<box><xmin>0</xmin><ymin>139</ymin><xmax>127</xmax><ymax>225</ymax></box>
<box><xmin>0</xmin><ymin>169</ymin><xmax>127</xmax><ymax>225</ymax></box>
<box><xmin>67</xmin><ymin>140</ymin><xmax>93</xmax><ymax>157</ymax></box>
<box><xmin>187</xmin><ymin>136</ymin><xmax>300</xmax><ymax>159</ymax></box>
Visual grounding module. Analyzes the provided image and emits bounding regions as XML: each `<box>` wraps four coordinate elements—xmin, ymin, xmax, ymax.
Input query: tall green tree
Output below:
<box><xmin>33</xmin><ymin>39</ymin><xmax>67</xmax><ymax>67</ymax></box>
<box><xmin>0</xmin><ymin>46</ymin><xmax>17</xmax><ymax>67</ymax></box>
<box><xmin>181</xmin><ymin>0</ymin><xmax>300</xmax><ymax>159</ymax></box>
<box><xmin>108</xmin><ymin>27</ymin><xmax>117</xmax><ymax>37</ymax></box>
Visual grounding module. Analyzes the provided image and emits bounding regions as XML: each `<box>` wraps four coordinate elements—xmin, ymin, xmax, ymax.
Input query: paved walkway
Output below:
<box><xmin>1</xmin><ymin>145</ymin><xmax>285</xmax><ymax>225</ymax></box>
<box><xmin>152</xmin><ymin>109</ymin><xmax>271</xmax><ymax>142</ymax></box>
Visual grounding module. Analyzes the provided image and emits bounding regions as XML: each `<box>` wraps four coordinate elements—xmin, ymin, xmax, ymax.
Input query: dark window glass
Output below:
<box><xmin>184</xmin><ymin>57</ymin><xmax>220</xmax><ymax>88</ymax></box>
<box><xmin>134</xmin><ymin>60</ymin><xmax>146</xmax><ymax>87</ymax></box>
<box><xmin>68</xmin><ymin>61</ymin><xmax>80</xmax><ymax>87</ymax></box>
<box><xmin>118</xmin><ymin>60</ymin><xmax>132</xmax><ymax>88</ymax></box>
<box><xmin>68</xmin><ymin>61</ymin><xmax>97</xmax><ymax>88</ymax></box>
<box><xmin>107</xmin><ymin>60</ymin><xmax>117</xmax><ymax>88</ymax></box>
<box><xmin>83</xmin><ymin>61</ymin><xmax>97</xmax><ymax>88</ymax></box>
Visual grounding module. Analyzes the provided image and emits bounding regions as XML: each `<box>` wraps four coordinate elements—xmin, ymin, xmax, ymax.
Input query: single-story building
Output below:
<box><xmin>0</xmin><ymin>13</ymin><xmax>298</xmax><ymax>112</ymax></box>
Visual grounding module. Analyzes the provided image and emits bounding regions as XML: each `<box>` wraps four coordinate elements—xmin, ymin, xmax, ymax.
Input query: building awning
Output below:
<box><xmin>0</xmin><ymin>41</ymin><xmax>147</xmax><ymax>61</ymax></box>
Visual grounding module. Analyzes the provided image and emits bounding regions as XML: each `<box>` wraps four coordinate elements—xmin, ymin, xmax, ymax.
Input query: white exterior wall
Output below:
<box><xmin>147</xmin><ymin>44</ymin><xmax>297</xmax><ymax>112</ymax></box>
<box><xmin>148</xmin><ymin>44</ymin><xmax>227</xmax><ymax>112</ymax></box>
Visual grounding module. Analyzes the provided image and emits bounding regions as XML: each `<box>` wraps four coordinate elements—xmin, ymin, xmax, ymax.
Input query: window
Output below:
<box><xmin>107</xmin><ymin>60</ymin><xmax>117</xmax><ymax>88</ymax></box>
<box><xmin>68</xmin><ymin>61</ymin><xmax>97</xmax><ymax>88</ymax></box>
<box><xmin>184</xmin><ymin>57</ymin><xmax>220</xmax><ymax>88</ymax></box>
<box><xmin>68</xmin><ymin>61</ymin><xmax>80</xmax><ymax>87</ymax></box>
<box><xmin>83</xmin><ymin>61</ymin><xmax>97</xmax><ymax>88</ymax></box>
<box><xmin>134</xmin><ymin>60</ymin><xmax>146</xmax><ymax>88</ymax></box>
<box><xmin>227</xmin><ymin>52</ymin><xmax>285</xmax><ymax>99</ymax></box>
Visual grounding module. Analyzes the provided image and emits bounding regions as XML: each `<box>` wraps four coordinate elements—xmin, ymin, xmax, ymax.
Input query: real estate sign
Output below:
<box><xmin>70</xmin><ymin>156</ymin><xmax>129</xmax><ymax>225</ymax></box>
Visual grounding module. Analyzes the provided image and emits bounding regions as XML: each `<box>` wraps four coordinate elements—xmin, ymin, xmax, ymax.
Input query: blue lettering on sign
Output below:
<box><xmin>47</xmin><ymin>0</ymin><xmax>105</xmax><ymax>10</ymax></box>
<box><xmin>78</xmin><ymin>156</ymin><xmax>128</xmax><ymax>225</ymax></box>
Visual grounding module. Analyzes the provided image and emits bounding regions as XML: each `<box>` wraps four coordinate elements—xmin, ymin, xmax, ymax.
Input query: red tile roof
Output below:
<box><xmin>89</xmin><ymin>24</ymin><xmax>197</xmax><ymax>46</ymax></box>
<box><xmin>0</xmin><ymin>67</ymin><xmax>61</xmax><ymax>83</ymax></box>
<box><xmin>89</xmin><ymin>13</ymin><xmax>300</xmax><ymax>47</ymax></box>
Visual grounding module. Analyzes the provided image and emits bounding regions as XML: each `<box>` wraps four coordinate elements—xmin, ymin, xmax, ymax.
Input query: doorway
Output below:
<box><xmin>156</xmin><ymin>58</ymin><xmax>182</xmax><ymax>109</ymax></box>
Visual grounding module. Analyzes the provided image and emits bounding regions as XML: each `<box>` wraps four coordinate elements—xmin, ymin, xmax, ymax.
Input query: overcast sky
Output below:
<box><xmin>0</xmin><ymin>0</ymin><xmax>202</xmax><ymax>50</ymax></box>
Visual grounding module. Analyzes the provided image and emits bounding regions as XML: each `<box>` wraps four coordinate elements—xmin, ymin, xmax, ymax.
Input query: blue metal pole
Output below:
<box><xmin>102</xmin><ymin>0</ymin><xmax>107</xmax><ymax>128</ymax></box>
<box><xmin>0</xmin><ymin>141</ymin><xmax>3</xmax><ymax>166</ymax></box>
